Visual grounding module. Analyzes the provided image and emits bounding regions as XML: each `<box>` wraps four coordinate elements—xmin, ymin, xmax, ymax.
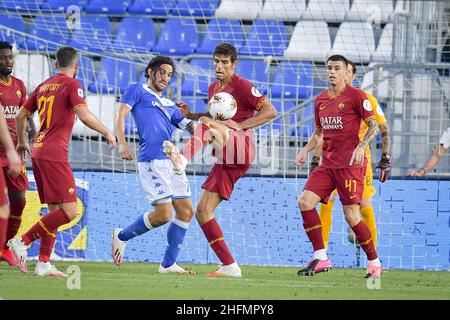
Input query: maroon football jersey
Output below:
<box><xmin>22</xmin><ymin>73</ymin><xmax>86</xmax><ymax>162</ymax></box>
<box><xmin>314</xmin><ymin>85</ymin><xmax>375</xmax><ymax>169</ymax></box>
<box><xmin>208</xmin><ymin>74</ymin><xmax>265</xmax><ymax>123</ymax></box>
<box><xmin>0</xmin><ymin>76</ymin><xmax>26</xmax><ymax>166</ymax></box>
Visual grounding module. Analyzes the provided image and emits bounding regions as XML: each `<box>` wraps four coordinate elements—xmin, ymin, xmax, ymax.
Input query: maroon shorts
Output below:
<box><xmin>32</xmin><ymin>158</ymin><xmax>77</xmax><ymax>204</ymax></box>
<box><xmin>0</xmin><ymin>166</ymin><xmax>7</xmax><ymax>206</ymax></box>
<box><xmin>3</xmin><ymin>160</ymin><xmax>29</xmax><ymax>192</ymax></box>
<box><xmin>304</xmin><ymin>165</ymin><xmax>366</xmax><ymax>205</ymax></box>
<box><xmin>202</xmin><ymin>163</ymin><xmax>251</xmax><ymax>201</ymax></box>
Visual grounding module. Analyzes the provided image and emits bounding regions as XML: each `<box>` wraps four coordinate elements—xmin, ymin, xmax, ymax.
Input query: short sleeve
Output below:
<box><xmin>314</xmin><ymin>97</ymin><xmax>321</xmax><ymax>129</ymax></box>
<box><xmin>120</xmin><ymin>83</ymin><xmax>140</xmax><ymax>109</ymax></box>
<box><xmin>69</xmin><ymin>80</ymin><xmax>87</xmax><ymax>111</ymax></box>
<box><xmin>354</xmin><ymin>89</ymin><xmax>375</xmax><ymax>122</ymax></box>
<box><xmin>241</xmin><ymin>78</ymin><xmax>265</xmax><ymax>111</ymax></box>
<box><xmin>22</xmin><ymin>89</ymin><xmax>37</xmax><ymax>116</ymax></box>
<box><xmin>439</xmin><ymin>128</ymin><xmax>450</xmax><ymax>149</ymax></box>
<box><xmin>367</xmin><ymin>93</ymin><xmax>386</xmax><ymax>126</ymax></box>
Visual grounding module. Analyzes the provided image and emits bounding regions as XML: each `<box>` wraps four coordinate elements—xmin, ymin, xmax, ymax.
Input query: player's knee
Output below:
<box><xmin>298</xmin><ymin>196</ymin><xmax>313</xmax><ymax>211</ymax></box>
<box><xmin>65</xmin><ymin>209</ymin><xmax>78</xmax><ymax>221</ymax></box>
<box><xmin>196</xmin><ymin>207</ymin><xmax>212</xmax><ymax>225</ymax></box>
<box><xmin>178</xmin><ymin>206</ymin><xmax>194</xmax><ymax>222</ymax></box>
<box><xmin>344</xmin><ymin>212</ymin><xmax>360</xmax><ymax>227</ymax></box>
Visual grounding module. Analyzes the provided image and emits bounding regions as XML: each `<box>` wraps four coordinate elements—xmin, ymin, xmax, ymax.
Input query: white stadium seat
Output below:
<box><xmin>72</xmin><ymin>94</ymin><xmax>117</xmax><ymax>136</ymax></box>
<box><xmin>258</xmin><ymin>0</ymin><xmax>306</xmax><ymax>21</ymax></box>
<box><xmin>372</xmin><ymin>23</ymin><xmax>393</xmax><ymax>62</ymax></box>
<box><xmin>302</xmin><ymin>0</ymin><xmax>350</xmax><ymax>22</ymax></box>
<box><xmin>13</xmin><ymin>53</ymin><xmax>51</xmax><ymax>94</ymax></box>
<box><xmin>330</xmin><ymin>22</ymin><xmax>375</xmax><ymax>63</ymax></box>
<box><xmin>346</xmin><ymin>0</ymin><xmax>394</xmax><ymax>24</ymax></box>
<box><xmin>284</xmin><ymin>20</ymin><xmax>331</xmax><ymax>61</ymax></box>
<box><xmin>215</xmin><ymin>0</ymin><xmax>263</xmax><ymax>20</ymax></box>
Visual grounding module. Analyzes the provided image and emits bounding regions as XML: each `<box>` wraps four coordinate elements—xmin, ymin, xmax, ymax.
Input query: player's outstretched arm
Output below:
<box><xmin>408</xmin><ymin>144</ymin><xmax>447</xmax><ymax>176</ymax></box>
<box><xmin>76</xmin><ymin>106</ymin><xmax>116</xmax><ymax>150</ymax></box>
<box><xmin>115</xmin><ymin>103</ymin><xmax>133</xmax><ymax>160</ymax></box>
<box><xmin>176</xmin><ymin>101</ymin><xmax>211</xmax><ymax>121</ymax></box>
<box><xmin>0</xmin><ymin>105</ymin><xmax>21</xmax><ymax>177</ymax></box>
<box><xmin>295</xmin><ymin>127</ymin><xmax>323</xmax><ymax>166</ymax></box>
<box><xmin>233</xmin><ymin>99</ymin><xmax>277</xmax><ymax>130</ymax></box>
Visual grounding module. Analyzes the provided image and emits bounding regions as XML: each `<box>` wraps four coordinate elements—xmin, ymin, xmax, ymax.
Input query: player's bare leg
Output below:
<box><xmin>197</xmin><ymin>190</ymin><xmax>242</xmax><ymax>277</ymax></box>
<box><xmin>158</xmin><ymin>198</ymin><xmax>196</xmax><ymax>275</ymax></box>
<box><xmin>297</xmin><ymin>190</ymin><xmax>333</xmax><ymax>276</ymax></box>
<box><xmin>2</xmin><ymin>190</ymin><xmax>26</xmax><ymax>266</ymax></box>
<box><xmin>344</xmin><ymin>204</ymin><xmax>382</xmax><ymax>278</ymax></box>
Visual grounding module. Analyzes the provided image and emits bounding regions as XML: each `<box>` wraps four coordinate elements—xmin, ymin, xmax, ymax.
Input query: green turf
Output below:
<box><xmin>1</xmin><ymin>261</ymin><xmax>449</xmax><ymax>300</ymax></box>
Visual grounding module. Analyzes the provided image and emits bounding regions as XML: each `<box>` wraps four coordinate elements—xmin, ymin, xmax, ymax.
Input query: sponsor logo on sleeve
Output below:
<box><xmin>251</xmin><ymin>86</ymin><xmax>262</xmax><ymax>97</ymax></box>
<box><xmin>77</xmin><ymin>88</ymin><xmax>84</xmax><ymax>98</ymax></box>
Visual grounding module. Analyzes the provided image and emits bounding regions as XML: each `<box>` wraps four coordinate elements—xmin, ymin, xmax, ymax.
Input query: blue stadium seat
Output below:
<box><xmin>76</xmin><ymin>55</ymin><xmax>96</xmax><ymax>91</ymax></box>
<box><xmin>270</xmin><ymin>61</ymin><xmax>313</xmax><ymax>100</ymax></box>
<box><xmin>1</xmin><ymin>0</ymin><xmax>43</xmax><ymax>13</ymax></box>
<box><xmin>68</xmin><ymin>16</ymin><xmax>112</xmax><ymax>53</ymax></box>
<box><xmin>0</xmin><ymin>13</ymin><xmax>26</xmax><ymax>48</ymax></box>
<box><xmin>128</xmin><ymin>0</ymin><xmax>176</xmax><ymax>15</ymax></box>
<box><xmin>313</xmin><ymin>75</ymin><xmax>328</xmax><ymax>96</ymax></box>
<box><xmin>181</xmin><ymin>58</ymin><xmax>215</xmax><ymax>96</ymax></box>
<box><xmin>196</xmin><ymin>19</ymin><xmax>244</xmax><ymax>54</ymax></box>
<box><xmin>41</xmin><ymin>0</ymin><xmax>88</xmax><ymax>12</ymax></box>
<box><xmin>113</xmin><ymin>17</ymin><xmax>155</xmax><ymax>54</ymax></box>
<box><xmin>295</xmin><ymin>102</ymin><xmax>315</xmax><ymax>137</ymax></box>
<box><xmin>271</xmin><ymin>100</ymin><xmax>295</xmax><ymax>114</ymax></box>
<box><xmin>89</xmin><ymin>57</ymin><xmax>137</xmax><ymax>94</ymax></box>
<box><xmin>24</xmin><ymin>15</ymin><xmax>70</xmax><ymax>51</ymax></box>
<box><xmin>172</xmin><ymin>0</ymin><xmax>220</xmax><ymax>17</ymax></box>
<box><xmin>240</xmin><ymin>20</ymin><xmax>288</xmax><ymax>57</ymax></box>
<box><xmin>153</xmin><ymin>18</ymin><xmax>199</xmax><ymax>56</ymax></box>
<box><xmin>84</xmin><ymin>0</ymin><xmax>130</xmax><ymax>14</ymax></box>
<box><xmin>235</xmin><ymin>59</ymin><xmax>269</xmax><ymax>94</ymax></box>
<box><xmin>181</xmin><ymin>97</ymin><xmax>208</xmax><ymax>113</ymax></box>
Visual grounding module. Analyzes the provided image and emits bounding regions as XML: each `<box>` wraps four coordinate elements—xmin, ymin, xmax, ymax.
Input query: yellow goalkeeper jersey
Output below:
<box><xmin>358</xmin><ymin>92</ymin><xmax>387</xmax><ymax>161</ymax></box>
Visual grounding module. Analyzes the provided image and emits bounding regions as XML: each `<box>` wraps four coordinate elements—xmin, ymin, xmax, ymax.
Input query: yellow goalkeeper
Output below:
<box><xmin>310</xmin><ymin>60</ymin><xmax>391</xmax><ymax>249</ymax></box>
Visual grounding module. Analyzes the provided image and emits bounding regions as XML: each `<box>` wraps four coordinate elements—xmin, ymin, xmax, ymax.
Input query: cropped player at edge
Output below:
<box><xmin>164</xmin><ymin>43</ymin><xmax>277</xmax><ymax>277</ymax></box>
<box><xmin>112</xmin><ymin>56</ymin><xmax>196</xmax><ymax>275</ymax></box>
<box><xmin>9</xmin><ymin>46</ymin><xmax>116</xmax><ymax>277</ymax></box>
<box><xmin>295</xmin><ymin>55</ymin><xmax>383</xmax><ymax>279</ymax></box>
<box><xmin>0</xmin><ymin>41</ymin><xmax>36</xmax><ymax>266</ymax></box>
<box><xmin>310</xmin><ymin>60</ymin><xmax>391</xmax><ymax>253</ymax></box>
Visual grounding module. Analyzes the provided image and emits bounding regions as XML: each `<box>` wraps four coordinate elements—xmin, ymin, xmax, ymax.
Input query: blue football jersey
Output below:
<box><xmin>120</xmin><ymin>82</ymin><xmax>192</xmax><ymax>162</ymax></box>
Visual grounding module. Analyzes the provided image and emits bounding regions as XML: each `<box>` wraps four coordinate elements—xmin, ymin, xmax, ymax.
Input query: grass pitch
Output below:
<box><xmin>1</xmin><ymin>261</ymin><xmax>449</xmax><ymax>300</ymax></box>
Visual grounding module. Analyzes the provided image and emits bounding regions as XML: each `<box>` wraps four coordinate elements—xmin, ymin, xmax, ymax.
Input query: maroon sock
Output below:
<box><xmin>0</xmin><ymin>218</ymin><xmax>7</xmax><ymax>253</ymax></box>
<box><xmin>201</xmin><ymin>218</ymin><xmax>235</xmax><ymax>265</ymax></box>
<box><xmin>5</xmin><ymin>198</ymin><xmax>26</xmax><ymax>249</ymax></box>
<box><xmin>22</xmin><ymin>209</ymin><xmax>71</xmax><ymax>245</ymax></box>
<box><xmin>300</xmin><ymin>208</ymin><xmax>325</xmax><ymax>251</ymax></box>
<box><xmin>352</xmin><ymin>220</ymin><xmax>378</xmax><ymax>260</ymax></box>
<box><xmin>39</xmin><ymin>230</ymin><xmax>57</xmax><ymax>262</ymax></box>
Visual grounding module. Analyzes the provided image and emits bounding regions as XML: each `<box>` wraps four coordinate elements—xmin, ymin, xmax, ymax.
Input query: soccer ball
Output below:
<box><xmin>208</xmin><ymin>92</ymin><xmax>237</xmax><ymax>120</ymax></box>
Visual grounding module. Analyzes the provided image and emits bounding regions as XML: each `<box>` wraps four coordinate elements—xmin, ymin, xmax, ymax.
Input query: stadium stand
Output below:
<box><xmin>371</xmin><ymin>23</ymin><xmax>394</xmax><ymax>62</ymax></box>
<box><xmin>84</xmin><ymin>0</ymin><xmax>130</xmax><ymax>15</ymax></box>
<box><xmin>258</xmin><ymin>0</ymin><xmax>306</xmax><ymax>21</ymax></box>
<box><xmin>113</xmin><ymin>17</ymin><xmax>156</xmax><ymax>54</ymax></box>
<box><xmin>284</xmin><ymin>20</ymin><xmax>331</xmax><ymax>61</ymax></box>
<box><xmin>89</xmin><ymin>56</ymin><xmax>137</xmax><ymax>94</ymax></box>
<box><xmin>127</xmin><ymin>0</ymin><xmax>176</xmax><ymax>15</ymax></box>
<box><xmin>0</xmin><ymin>12</ymin><xmax>25</xmax><ymax>48</ymax></box>
<box><xmin>171</xmin><ymin>0</ymin><xmax>220</xmax><ymax>17</ymax></box>
<box><xmin>41</xmin><ymin>0</ymin><xmax>88</xmax><ymax>12</ymax></box>
<box><xmin>68</xmin><ymin>16</ymin><xmax>112</xmax><ymax>53</ymax></box>
<box><xmin>25</xmin><ymin>15</ymin><xmax>70</xmax><ymax>51</ymax></box>
<box><xmin>196</xmin><ymin>18</ymin><xmax>244</xmax><ymax>53</ymax></box>
<box><xmin>214</xmin><ymin>0</ymin><xmax>263</xmax><ymax>20</ymax></box>
<box><xmin>271</xmin><ymin>61</ymin><xmax>313</xmax><ymax>100</ymax></box>
<box><xmin>181</xmin><ymin>58</ymin><xmax>214</xmax><ymax>96</ymax></box>
<box><xmin>240</xmin><ymin>20</ymin><xmax>288</xmax><ymax>57</ymax></box>
<box><xmin>153</xmin><ymin>18</ymin><xmax>199</xmax><ymax>56</ymax></box>
<box><xmin>1</xmin><ymin>0</ymin><xmax>43</xmax><ymax>13</ymax></box>
<box><xmin>346</xmin><ymin>0</ymin><xmax>394</xmax><ymax>23</ymax></box>
<box><xmin>302</xmin><ymin>0</ymin><xmax>350</xmax><ymax>22</ymax></box>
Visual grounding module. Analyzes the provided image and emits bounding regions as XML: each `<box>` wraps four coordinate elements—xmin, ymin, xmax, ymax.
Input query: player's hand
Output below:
<box><xmin>16</xmin><ymin>141</ymin><xmax>31</xmax><ymax>156</ymax></box>
<box><xmin>6</xmin><ymin>149</ymin><xmax>21</xmax><ymax>177</ymax></box>
<box><xmin>105</xmin><ymin>133</ymin><xmax>117</xmax><ymax>150</ymax></box>
<box><xmin>295</xmin><ymin>149</ymin><xmax>308</xmax><ymax>166</ymax></box>
<box><xmin>119</xmin><ymin>142</ymin><xmax>133</xmax><ymax>160</ymax></box>
<box><xmin>408</xmin><ymin>168</ymin><xmax>426</xmax><ymax>177</ymax></box>
<box><xmin>222</xmin><ymin>119</ymin><xmax>242</xmax><ymax>131</ymax></box>
<box><xmin>309</xmin><ymin>156</ymin><xmax>320</xmax><ymax>175</ymax></box>
<box><xmin>376</xmin><ymin>153</ymin><xmax>391</xmax><ymax>182</ymax></box>
<box><xmin>349</xmin><ymin>145</ymin><xmax>365</xmax><ymax>166</ymax></box>
<box><xmin>176</xmin><ymin>101</ymin><xmax>192</xmax><ymax>119</ymax></box>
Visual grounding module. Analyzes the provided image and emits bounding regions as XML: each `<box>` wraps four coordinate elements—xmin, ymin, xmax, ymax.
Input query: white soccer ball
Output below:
<box><xmin>208</xmin><ymin>92</ymin><xmax>237</xmax><ymax>120</ymax></box>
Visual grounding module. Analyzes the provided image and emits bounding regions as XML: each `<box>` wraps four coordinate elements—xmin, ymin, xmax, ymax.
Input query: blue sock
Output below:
<box><xmin>118</xmin><ymin>212</ymin><xmax>153</xmax><ymax>241</ymax></box>
<box><xmin>161</xmin><ymin>218</ymin><xmax>189</xmax><ymax>268</ymax></box>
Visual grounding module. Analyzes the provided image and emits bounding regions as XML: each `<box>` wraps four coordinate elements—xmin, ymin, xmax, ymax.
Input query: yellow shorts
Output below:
<box><xmin>362</xmin><ymin>161</ymin><xmax>376</xmax><ymax>199</ymax></box>
<box><xmin>329</xmin><ymin>162</ymin><xmax>376</xmax><ymax>200</ymax></box>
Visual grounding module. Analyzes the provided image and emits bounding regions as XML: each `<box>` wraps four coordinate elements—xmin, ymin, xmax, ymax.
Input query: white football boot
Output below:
<box><xmin>159</xmin><ymin>262</ymin><xmax>196</xmax><ymax>275</ymax></box>
<box><xmin>207</xmin><ymin>262</ymin><xmax>242</xmax><ymax>278</ymax></box>
<box><xmin>112</xmin><ymin>228</ymin><xmax>127</xmax><ymax>266</ymax></box>
<box><xmin>35</xmin><ymin>261</ymin><xmax>68</xmax><ymax>277</ymax></box>
<box><xmin>7</xmin><ymin>238</ymin><xmax>28</xmax><ymax>273</ymax></box>
<box><xmin>162</xmin><ymin>140</ymin><xmax>188</xmax><ymax>175</ymax></box>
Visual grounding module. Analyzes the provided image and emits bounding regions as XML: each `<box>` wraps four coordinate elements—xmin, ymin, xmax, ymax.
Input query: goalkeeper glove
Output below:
<box><xmin>309</xmin><ymin>156</ymin><xmax>320</xmax><ymax>175</ymax></box>
<box><xmin>376</xmin><ymin>153</ymin><xmax>391</xmax><ymax>183</ymax></box>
